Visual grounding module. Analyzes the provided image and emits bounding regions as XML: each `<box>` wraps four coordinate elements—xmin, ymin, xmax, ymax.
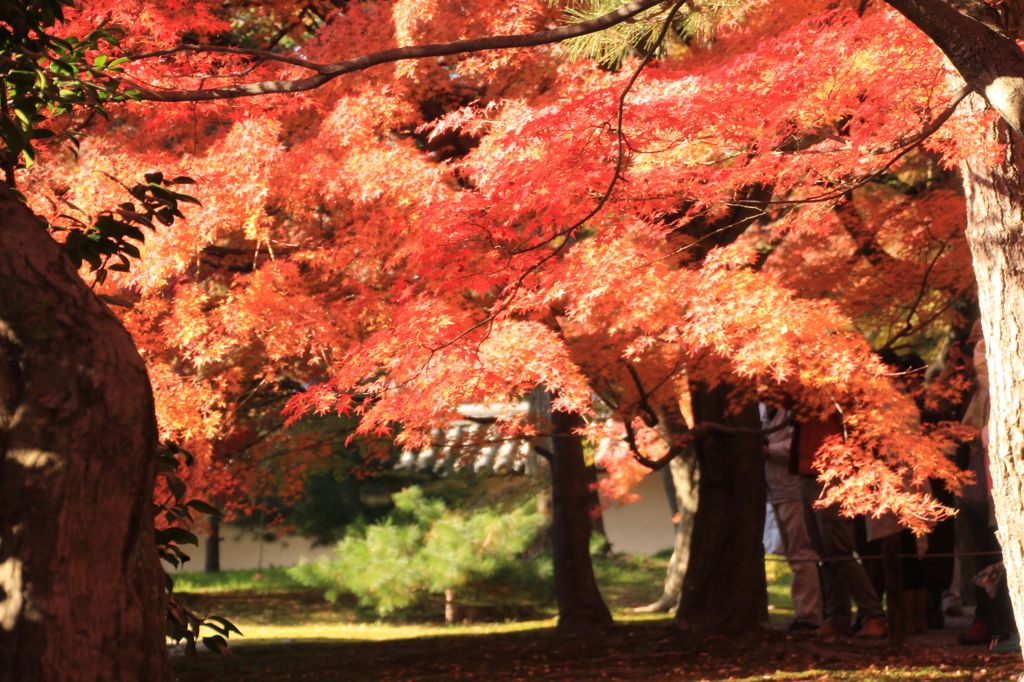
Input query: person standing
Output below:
<box><xmin>762</xmin><ymin>404</ymin><xmax>823</xmax><ymax>632</ymax></box>
<box><xmin>794</xmin><ymin>412</ymin><xmax>887</xmax><ymax>638</ymax></box>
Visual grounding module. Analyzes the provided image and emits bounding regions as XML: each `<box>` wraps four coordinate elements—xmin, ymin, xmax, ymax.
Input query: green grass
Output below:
<box><xmin>766</xmin><ymin>554</ymin><xmax>795</xmax><ymax>620</ymax></box>
<box><xmin>170</xmin><ymin>568</ymin><xmax>302</xmax><ymax>593</ymax></box>
<box><xmin>592</xmin><ymin>551</ymin><xmax>670</xmax><ymax>610</ymax></box>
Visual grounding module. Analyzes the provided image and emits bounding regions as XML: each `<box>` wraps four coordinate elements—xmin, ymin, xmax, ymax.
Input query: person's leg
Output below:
<box><xmin>801</xmin><ymin>477</ymin><xmax>852</xmax><ymax>632</ymax></box>
<box><xmin>961</xmin><ymin>500</ymin><xmax>999</xmax><ymax>636</ymax></box>
<box><xmin>775</xmin><ymin>499</ymin><xmax>822</xmax><ymax>627</ymax></box>
<box><xmin>815</xmin><ymin>497</ymin><xmax>885</xmax><ymax>625</ymax></box>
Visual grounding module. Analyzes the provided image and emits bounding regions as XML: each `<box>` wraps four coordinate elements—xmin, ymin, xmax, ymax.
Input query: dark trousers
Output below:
<box><xmin>801</xmin><ymin>477</ymin><xmax>885</xmax><ymax>626</ymax></box>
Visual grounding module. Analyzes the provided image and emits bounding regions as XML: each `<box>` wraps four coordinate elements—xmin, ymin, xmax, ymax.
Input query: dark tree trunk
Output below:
<box><xmin>549</xmin><ymin>406</ymin><xmax>614</xmax><ymax>633</ymax></box>
<box><xmin>671</xmin><ymin>382</ymin><xmax>767</xmax><ymax>634</ymax></box>
<box><xmin>0</xmin><ymin>187</ymin><xmax>170</xmax><ymax>681</ymax></box>
<box><xmin>586</xmin><ymin>463</ymin><xmax>610</xmax><ymax>553</ymax></box>
<box><xmin>960</xmin><ymin>98</ymin><xmax>1024</xmax><ymax>652</ymax></box>
<box><xmin>205</xmin><ymin>514</ymin><xmax>222</xmax><ymax>573</ymax></box>
<box><xmin>635</xmin><ymin>386</ymin><xmax>767</xmax><ymax>630</ymax></box>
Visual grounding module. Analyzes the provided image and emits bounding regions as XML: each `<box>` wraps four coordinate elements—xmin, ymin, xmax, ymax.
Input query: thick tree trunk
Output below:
<box><xmin>0</xmin><ymin>187</ymin><xmax>170</xmax><ymax>681</ymax></box>
<box><xmin>961</xmin><ymin>104</ymin><xmax>1024</xmax><ymax>657</ymax></box>
<box><xmin>672</xmin><ymin>383</ymin><xmax>767</xmax><ymax>634</ymax></box>
<box><xmin>637</xmin><ymin>386</ymin><xmax>767</xmax><ymax>629</ymax></box>
<box><xmin>549</xmin><ymin>406</ymin><xmax>614</xmax><ymax>633</ymax></box>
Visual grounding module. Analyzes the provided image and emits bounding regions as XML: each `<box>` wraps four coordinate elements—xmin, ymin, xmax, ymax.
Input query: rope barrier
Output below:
<box><xmin>765</xmin><ymin>550</ymin><xmax>1004</xmax><ymax>564</ymax></box>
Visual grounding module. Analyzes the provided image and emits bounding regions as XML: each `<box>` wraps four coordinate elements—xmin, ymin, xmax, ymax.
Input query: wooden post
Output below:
<box><xmin>444</xmin><ymin>589</ymin><xmax>457</xmax><ymax>625</ymax></box>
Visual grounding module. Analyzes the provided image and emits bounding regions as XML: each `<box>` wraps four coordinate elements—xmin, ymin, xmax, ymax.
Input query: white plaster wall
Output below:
<box><xmin>170</xmin><ymin>525</ymin><xmax>338</xmax><ymax>572</ymax></box>
<box><xmin>169</xmin><ymin>473</ymin><xmax>676</xmax><ymax>573</ymax></box>
<box><xmin>600</xmin><ymin>472</ymin><xmax>676</xmax><ymax>555</ymax></box>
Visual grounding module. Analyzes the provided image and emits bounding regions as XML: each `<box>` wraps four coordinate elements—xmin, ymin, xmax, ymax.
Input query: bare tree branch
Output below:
<box><xmin>128</xmin><ymin>0</ymin><xmax>671</xmax><ymax>102</ymax></box>
<box><xmin>885</xmin><ymin>0</ymin><xmax>1024</xmax><ymax>136</ymax></box>
<box><xmin>622</xmin><ymin>413</ymin><xmax>793</xmax><ymax>470</ymax></box>
<box><xmin>130</xmin><ymin>44</ymin><xmax>321</xmax><ymax>71</ymax></box>
<box><xmin>625</xmin><ymin>363</ymin><xmax>660</xmax><ymax>428</ymax></box>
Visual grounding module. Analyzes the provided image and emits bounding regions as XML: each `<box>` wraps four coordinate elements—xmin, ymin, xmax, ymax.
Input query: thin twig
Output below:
<box><xmin>406</xmin><ymin>0</ymin><xmax>688</xmax><ymax>365</ymax></box>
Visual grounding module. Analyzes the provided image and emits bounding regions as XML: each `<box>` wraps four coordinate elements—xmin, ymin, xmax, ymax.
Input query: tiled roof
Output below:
<box><xmin>396</xmin><ymin>402</ymin><xmax>541</xmax><ymax>474</ymax></box>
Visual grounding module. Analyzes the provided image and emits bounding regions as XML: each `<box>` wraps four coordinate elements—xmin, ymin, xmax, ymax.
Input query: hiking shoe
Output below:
<box><xmin>958</xmin><ymin>621</ymin><xmax>990</xmax><ymax>646</ymax></box>
<box><xmin>789</xmin><ymin>620</ymin><xmax>821</xmax><ymax>633</ymax></box>
<box><xmin>991</xmin><ymin>635</ymin><xmax>1021</xmax><ymax>654</ymax></box>
<box><xmin>854</xmin><ymin>618</ymin><xmax>887</xmax><ymax>638</ymax></box>
<box><xmin>814</xmin><ymin>622</ymin><xmax>851</xmax><ymax>637</ymax></box>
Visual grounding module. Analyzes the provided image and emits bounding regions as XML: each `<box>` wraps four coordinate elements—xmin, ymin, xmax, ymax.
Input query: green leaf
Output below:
<box><xmin>201</xmin><ymin>635</ymin><xmax>232</xmax><ymax>659</ymax></box>
<box><xmin>157</xmin><ymin>453</ymin><xmax>180</xmax><ymax>472</ymax></box>
<box><xmin>171</xmin><ymin>190</ymin><xmax>202</xmax><ymax>206</ymax></box>
<box><xmin>96</xmin><ymin>293</ymin><xmax>135</xmax><ymax>309</ymax></box>
<box><xmin>21</xmin><ymin>144</ymin><xmax>35</xmax><ymax>168</ymax></box>
<box><xmin>146</xmin><ymin>183</ymin><xmax>178</xmax><ymax>207</ymax></box>
<box><xmin>154</xmin><ymin>207</ymin><xmax>174</xmax><ymax>226</ymax></box>
<box><xmin>186</xmin><ymin>500</ymin><xmax>224</xmax><ymax>517</ymax></box>
<box><xmin>119</xmin><ymin>242</ymin><xmax>141</xmax><ymax>259</ymax></box>
<box><xmin>49</xmin><ymin>59</ymin><xmax>73</xmax><ymax>75</ymax></box>
<box><xmin>122</xmin><ymin>225</ymin><xmax>146</xmax><ymax>241</ymax></box>
<box><xmin>160</xmin><ymin>542</ymin><xmax>190</xmax><ymax>562</ymax></box>
<box><xmin>176</xmin><ymin>446</ymin><xmax>195</xmax><ymax>466</ymax></box>
<box><xmin>162</xmin><ymin>471</ymin><xmax>187</xmax><ymax>501</ymax></box>
<box><xmin>161</xmin><ymin>527</ymin><xmax>199</xmax><ymax>547</ymax></box>
<box><xmin>204</xmin><ymin>616</ymin><xmax>244</xmax><ymax>638</ymax></box>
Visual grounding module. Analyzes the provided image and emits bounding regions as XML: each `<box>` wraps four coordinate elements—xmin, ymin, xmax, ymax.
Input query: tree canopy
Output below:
<box><xmin>10</xmin><ymin>0</ymin><xmax>983</xmax><ymax>529</ymax></box>
<box><xmin>15</xmin><ymin>0</ymin><xmax>1024</xmax><ymax>676</ymax></box>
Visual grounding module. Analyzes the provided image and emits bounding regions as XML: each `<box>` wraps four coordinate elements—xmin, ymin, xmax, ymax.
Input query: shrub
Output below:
<box><xmin>289</xmin><ymin>486</ymin><xmax>545</xmax><ymax>617</ymax></box>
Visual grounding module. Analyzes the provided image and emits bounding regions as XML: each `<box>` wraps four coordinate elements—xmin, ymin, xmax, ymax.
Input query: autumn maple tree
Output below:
<box><xmin>6</xmin><ymin>0</ymin><xmax>1024</xmax><ymax>678</ymax></box>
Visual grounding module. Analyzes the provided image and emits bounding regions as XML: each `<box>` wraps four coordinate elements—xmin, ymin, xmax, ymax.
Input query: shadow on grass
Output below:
<box><xmin>169</xmin><ymin>556</ymin><xmax>1022</xmax><ymax>681</ymax></box>
<box><xmin>173</xmin><ymin>589</ymin><xmax>360</xmax><ymax>628</ymax></box>
<box><xmin>172</xmin><ymin>620</ymin><xmax>1024</xmax><ymax>682</ymax></box>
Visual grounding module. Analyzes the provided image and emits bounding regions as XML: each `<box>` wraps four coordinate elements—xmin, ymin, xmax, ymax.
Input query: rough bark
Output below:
<box><xmin>549</xmin><ymin>406</ymin><xmax>614</xmax><ymax>634</ymax></box>
<box><xmin>960</xmin><ymin>100</ymin><xmax>1024</xmax><ymax>659</ymax></box>
<box><xmin>0</xmin><ymin>186</ymin><xmax>170</xmax><ymax>681</ymax></box>
<box><xmin>672</xmin><ymin>383</ymin><xmax>768</xmax><ymax>634</ymax></box>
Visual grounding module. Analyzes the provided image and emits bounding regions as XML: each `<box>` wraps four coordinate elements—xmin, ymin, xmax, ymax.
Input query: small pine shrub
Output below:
<box><xmin>289</xmin><ymin>486</ymin><xmax>546</xmax><ymax>617</ymax></box>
